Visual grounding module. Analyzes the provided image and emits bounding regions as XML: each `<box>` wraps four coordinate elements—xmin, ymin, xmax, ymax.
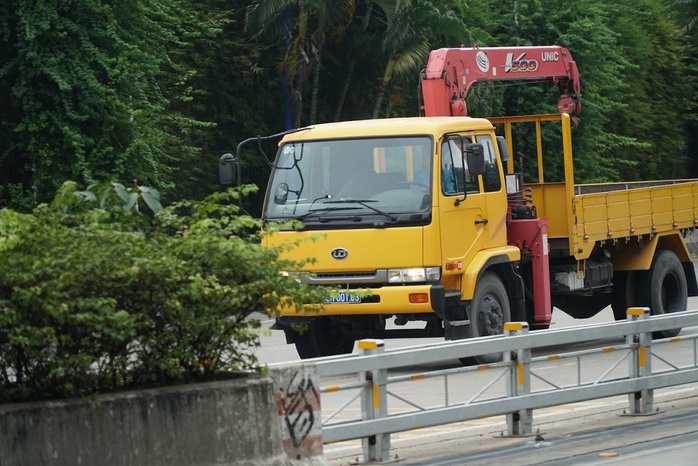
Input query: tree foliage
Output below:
<box><xmin>1</xmin><ymin>1</ymin><xmax>697</xmax><ymax>200</ymax></box>
<box><xmin>0</xmin><ymin>0</ymin><xmax>210</xmax><ymax>210</ymax></box>
<box><xmin>236</xmin><ymin>0</ymin><xmax>697</xmax><ymax>184</ymax></box>
<box><xmin>458</xmin><ymin>0</ymin><xmax>692</xmax><ymax>182</ymax></box>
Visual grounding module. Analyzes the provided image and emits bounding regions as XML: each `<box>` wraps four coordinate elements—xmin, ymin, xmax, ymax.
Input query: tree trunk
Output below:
<box><xmin>334</xmin><ymin>56</ymin><xmax>356</xmax><ymax>121</ymax></box>
<box><xmin>309</xmin><ymin>35</ymin><xmax>325</xmax><ymax>124</ymax></box>
<box><xmin>384</xmin><ymin>84</ymin><xmax>393</xmax><ymax>117</ymax></box>
<box><xmin>372</xmin><ymin>82</ymin><xmax>386</xmax><ymax>119</ymax></box>
<box><xmin>294</xmin><ymin>70</ymin><xmax>304</xmax><ymax>128</ymax></box>
<box><xmin>372</xmin><ymin>57</ymin><xmax>395</xmax><ymax>119</ymax></box>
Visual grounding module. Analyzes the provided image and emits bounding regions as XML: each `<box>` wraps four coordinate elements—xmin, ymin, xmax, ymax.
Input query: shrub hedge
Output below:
<box><xmin>0</xmin><ymin>182</ymin><xmax>325</xmax><ymax>402</ymax></box>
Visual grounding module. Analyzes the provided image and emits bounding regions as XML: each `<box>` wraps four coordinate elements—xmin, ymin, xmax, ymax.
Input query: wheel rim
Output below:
<box><xmin>660</xmin><ymin>270</ymin><xmax>682</xmax><ymax>314</ymax></box>
<box><xmin>477</xmin><ymin>293</ymin><xmax>504</xmax><ymax>336</ymax></box>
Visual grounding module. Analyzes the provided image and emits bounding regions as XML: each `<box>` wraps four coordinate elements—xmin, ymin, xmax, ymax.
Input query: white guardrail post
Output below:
<box><xmin>357</xmin><ymin>339</ymin><xmax>392</xmax><ymax>463</ymax></box>
<box><xmin>504</xmin><ymin>322</ymin><xmax>533</xmax><ymax>436</ymax></box>
<box><xmin>626</xmin><ymin>307</ymin><xmax>653</xmax><ymax>415</ymax></box>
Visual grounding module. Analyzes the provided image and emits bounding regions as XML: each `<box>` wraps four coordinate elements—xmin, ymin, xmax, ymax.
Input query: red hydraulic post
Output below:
<box><xmin>507</xmin><ymin>218</ymin><xmax>552</xmax><ymax>324</ymax></box>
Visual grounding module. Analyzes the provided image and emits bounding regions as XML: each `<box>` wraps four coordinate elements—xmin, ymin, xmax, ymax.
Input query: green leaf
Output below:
<box><xmin>139</xmin><ymin>187</ymin><xmax>163</xmax><ymax>214</ymax></box>
<box><xmin>112</xmin><ymin>183</ymin><xmax>130</xmax><ymax>204</ymax></box>
<box><xmin>123</xmin><ymin>192</ymin><xmax>138</xmax><ymax>212</ymax></box>
<box><xmin>74</xmin><ymin>191</ymin><xmax>97</xmax><ymax>203</ymax></box>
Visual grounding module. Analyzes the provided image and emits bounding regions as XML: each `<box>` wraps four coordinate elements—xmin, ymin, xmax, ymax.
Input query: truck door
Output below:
<box><xmin>477</xmin><ymin>134</ymin><xmax>508</xmax><ymax>246</ymax></box>
<box><xmin>439</xmin><ymin>136</ymin><xmax>491</xmax><ymax>275</ymax></box>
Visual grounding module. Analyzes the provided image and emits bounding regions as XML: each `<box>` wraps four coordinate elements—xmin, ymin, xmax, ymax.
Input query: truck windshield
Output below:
<box><xmin>265</xmin><ymin>136</ymin><xmax>433</xmax><ymax>227</ymax></box>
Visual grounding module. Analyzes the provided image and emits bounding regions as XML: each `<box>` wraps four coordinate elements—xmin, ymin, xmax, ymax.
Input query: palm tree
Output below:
<box><xmin>331</xmin><ymin>0</ymin><xmax>397</xmax><ymax>121</ymax></box>
<box><xmin>371</xmin><ymin>0</ymin><xmax>474</xmax><ymax>118</ymax></box>
<box><xmin>675</xmin><ymin>0</ymin><xmax>698</xmax><ymax>32</ymax></box>
<box><xmin>246</xmin><ymin>0</ymin><xmax>355</xmax><ymax>126</ymax></box>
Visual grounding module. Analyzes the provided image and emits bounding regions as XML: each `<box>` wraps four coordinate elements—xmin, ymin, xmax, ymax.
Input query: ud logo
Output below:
<box><xmin>331</xmin><ymin>248</ymin><xmax>348</xmax><ymax>259</ymax></box>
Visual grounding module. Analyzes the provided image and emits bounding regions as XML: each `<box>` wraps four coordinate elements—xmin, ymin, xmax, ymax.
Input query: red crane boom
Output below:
<box><xmin>421</xmin><ymin>46</ymin><xmax>581</xmax><ymax>117</ymax></box>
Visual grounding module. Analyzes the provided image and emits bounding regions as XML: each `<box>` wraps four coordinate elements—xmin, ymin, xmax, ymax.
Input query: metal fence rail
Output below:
<box><xmin>273</xmin><ymin>308</ymin><xmax>698</xmax><ymax>463</ymax></box>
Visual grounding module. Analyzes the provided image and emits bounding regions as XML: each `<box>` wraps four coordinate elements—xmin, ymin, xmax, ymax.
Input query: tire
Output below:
<box><xmin>293</xmin><ymin>317</ymin><xmax>355</xmax><ymax>359</ymax></box>
<box><xmin>636</xmin><ymin>250</ymin><xmax>687</xmax><ymax>339</ymax></box>
<box><xmin>611</xmin><ymin>270</ymin><xmax>639</xmax><ymax>321</ymax></box>
<box><xmin>460</xmin><ymin>272</ymin><xmax>511</xmax><ymax>365</ymax></box>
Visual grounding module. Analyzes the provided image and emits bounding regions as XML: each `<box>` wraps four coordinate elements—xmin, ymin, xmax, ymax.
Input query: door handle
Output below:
<box><xmin>475</xmin><ymin>219</ymin><xmax>489</xmax><ymax>225</ymax></box>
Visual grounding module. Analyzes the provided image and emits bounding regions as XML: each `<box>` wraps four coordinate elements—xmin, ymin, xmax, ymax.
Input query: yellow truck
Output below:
<box><xmin>220</xmin><ymin>46</ymin><xmax>698</xmax><ymax>362</ymax></box>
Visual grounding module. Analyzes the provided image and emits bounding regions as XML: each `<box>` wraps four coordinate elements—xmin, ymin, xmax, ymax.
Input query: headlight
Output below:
<box><xmin>278</xmin><ymin>271</ymin><xmax>303</xmax><ymax>283</ymax></box>
<box><xmin>388</xmin><ymin>266</ymin><xmax>441</xmax><ymax>283</ymax></box>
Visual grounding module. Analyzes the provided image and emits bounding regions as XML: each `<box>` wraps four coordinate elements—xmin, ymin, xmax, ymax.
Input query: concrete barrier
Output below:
<box><xmin>0</xmin><ymin>373</ymin><xmax>326</xmax><ymax>466</ymax></box>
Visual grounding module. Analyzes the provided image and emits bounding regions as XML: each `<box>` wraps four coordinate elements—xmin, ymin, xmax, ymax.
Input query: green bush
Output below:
<box><xmin>0</xmin><ymin>182</ymin><xmax>325</xmax><ymax>402</ymax></box>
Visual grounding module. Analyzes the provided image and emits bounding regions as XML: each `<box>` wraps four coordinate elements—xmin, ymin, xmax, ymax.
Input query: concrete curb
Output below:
<box><xmin>0</xmin><ymin>373</ymin><xmax>327</xmax><ymax>466</ymax></box>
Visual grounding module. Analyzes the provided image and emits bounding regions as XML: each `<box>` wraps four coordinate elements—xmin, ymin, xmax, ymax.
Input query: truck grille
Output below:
<box><xmin>302</xmin><ymin>270</ymin><xmax>388</xmax><ymax>285</ymax></box>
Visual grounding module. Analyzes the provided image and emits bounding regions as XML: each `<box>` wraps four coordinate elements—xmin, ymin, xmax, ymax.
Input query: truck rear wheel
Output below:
<box><xmin>293</xmin><ymin>317</ymin><xmax>355</xmax><ymax>359</ymax></box>
<box><xmin>611</xmin><ymin>270</ymin><xmax>639</xmax><ymax>321</ymax></box>
<box><xmin>636</xmin><ymin>250</ymin><xmax>686</xmax><ymax>338</ymax></box>
<box><xmin>461</xmin><ymin>272</ymin><xmax>511</xmax><ymax>365</ymax></box>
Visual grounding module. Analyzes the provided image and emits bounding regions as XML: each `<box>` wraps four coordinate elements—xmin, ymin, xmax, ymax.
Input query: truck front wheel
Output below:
<box><xmin>461</xmin><ymin>272</ymin><xmax>511</xmax><ymax>365</ymax></box>
<box><xmin>636</xmin><ymin>250</ymin><xmax>687</xmax><ymax>338</ymax></box>
<box><xmin>291</xmin><ymin>317</ymin><xmax>355</xmax><ymax>359</ymax></box>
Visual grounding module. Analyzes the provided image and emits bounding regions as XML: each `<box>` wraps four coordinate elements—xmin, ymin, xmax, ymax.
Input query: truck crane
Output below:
<box><xmin>420</xmin><ymin>46</ymin><xmax>580</xmax><ymax>117</ymax></box>
<box><xmin>220</xmin><ymin>46</ymin><xmax>698</xmax><ymax>363</ymax></box>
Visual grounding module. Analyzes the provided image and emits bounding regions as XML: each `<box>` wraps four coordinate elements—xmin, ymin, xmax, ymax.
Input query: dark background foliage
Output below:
<box><xmin>2</xmin><ymin>1</ymin><xmax>698</xmax><ymax>213</ymax></box>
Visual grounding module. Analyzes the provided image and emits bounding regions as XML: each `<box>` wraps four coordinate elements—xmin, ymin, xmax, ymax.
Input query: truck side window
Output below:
<box><xmin>476</xmin><ymin>135</ymin><xmax>502</xmax><ymax>193</ymax></box>
<box><xmin>441</xmin><ymin>138</ymin><xmax>479</xmax><ymax>195</ymax></box>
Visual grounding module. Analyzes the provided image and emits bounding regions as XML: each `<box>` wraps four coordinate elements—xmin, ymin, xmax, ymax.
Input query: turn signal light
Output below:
<box><xmin>409</xmin><ymin>293</ymin><xmax>429</xmax><ymax>304</ymax></box>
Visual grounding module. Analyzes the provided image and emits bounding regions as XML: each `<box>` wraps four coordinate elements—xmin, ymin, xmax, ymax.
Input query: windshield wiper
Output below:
<box><xmin>296</xmin><ymin>206</ymin><xmax>361</xmax><ymax>221</ymax></box>
<box><xmin>325</xmin><ymin>199</ymin><xmax>398</xmax><ymax>223</ymax></box>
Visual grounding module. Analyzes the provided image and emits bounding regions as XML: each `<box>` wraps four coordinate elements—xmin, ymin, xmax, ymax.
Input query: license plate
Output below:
<box><xmin>325</xmin><ymin>291</ymin><xmax>362</xmax><ymax>304</ymax></box>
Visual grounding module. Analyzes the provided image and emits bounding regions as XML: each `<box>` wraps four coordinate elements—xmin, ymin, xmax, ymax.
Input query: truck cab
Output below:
<box><xmin>263</xmin><ymin>117</ymin><xmax>523</xmax><ymax>361</ymax></box>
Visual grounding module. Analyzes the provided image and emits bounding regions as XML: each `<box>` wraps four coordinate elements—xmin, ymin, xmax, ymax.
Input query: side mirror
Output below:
<box><xmin>496</xmin><ymin>136</ymin><xmax>510</xmax><ymax>163</ymax></box>
<box><xmin>219</xmin><ymin>153</ymin><xmax>237</xmax><ymax>185</ymax></box>
<box><xmin>274</xmin><ymin>183</ymin><xmax>289</xmax><ymax>205</ymax></box>
<box><xmin>464</xmin><ymin>143</ymin><xmax>485</xmax><ymax>176</ymax></box>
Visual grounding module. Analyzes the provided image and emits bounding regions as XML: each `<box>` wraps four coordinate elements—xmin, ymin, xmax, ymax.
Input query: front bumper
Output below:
<box><xmin>278</xmin><ymin>283</ymin><xmax>446</xmax><ymax>317</ymax></box>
